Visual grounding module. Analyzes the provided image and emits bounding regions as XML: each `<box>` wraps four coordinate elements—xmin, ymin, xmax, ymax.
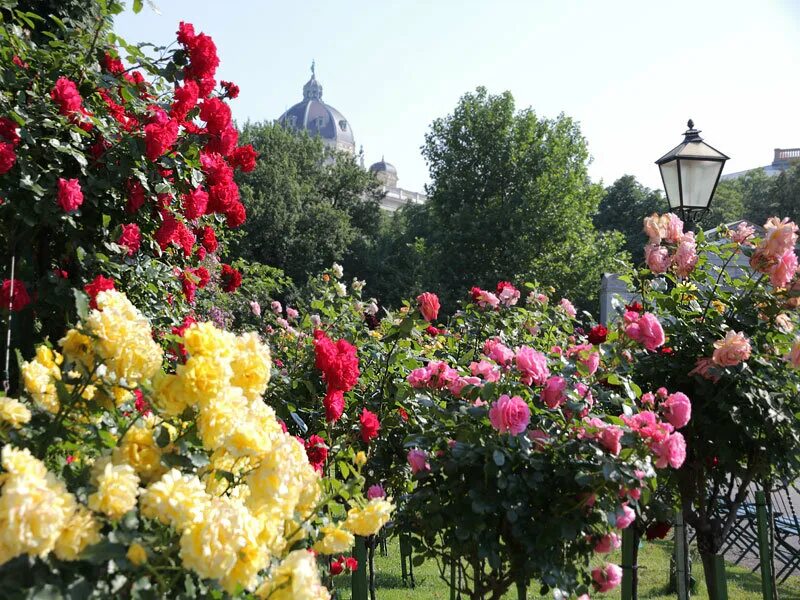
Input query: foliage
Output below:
<box><xmin>595</xmin><ymin>175</ymin><xmax>665</xmax><ymax>264</ymax></box>
<box><xmin>234</xmin><ymin>121</ymin><xmax>382</xmax><ymax>284</ymax></box>
<box><xmin>418</xmin><ymin>87</ymin><xmax>627</xmax><ymax>312</ymax></box>
<box><xmin>0</xmin><ymin>287</ymin><xmax>390</xmax><ymax>598</ymax></box>
<box><xmin>0</xmin><ymin>2</ymin><xmax>252</xmax><ymax>368</ymax></box>
<box><xmin>623</xmin><ymin>213</ymin><xmax>800</xmax><ymax>592</ymax></box>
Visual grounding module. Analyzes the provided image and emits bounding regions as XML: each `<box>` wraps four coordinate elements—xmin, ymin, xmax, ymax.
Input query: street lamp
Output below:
<box><xmin>655</xmin><ymin>119</ymin><xmax>729</xmax><ymax>229</ymax></box>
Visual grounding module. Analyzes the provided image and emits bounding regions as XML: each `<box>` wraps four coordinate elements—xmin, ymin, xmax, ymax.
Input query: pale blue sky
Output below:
<box><xmin>116</xmin><ymin>0</ymin><xmax>800</xmax><ymax>195</ymax></box>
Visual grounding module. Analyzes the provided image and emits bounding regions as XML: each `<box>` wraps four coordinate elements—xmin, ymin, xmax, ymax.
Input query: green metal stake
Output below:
<box><xmin>621</xmin><ymin>528</ymin><xmax>635</xmax><ymax>600</ymax></box>
<box><xmin>351</xmin><ymin>536</ymin><xmax>368</xmax><ymax>600</ymax></box>
<box><xmin>450</xmin><ymin>558</ymin><xmax>456</xmax><ymax>600</ymax></box>
<box><xmin>675</xmin><ymin>510</ymin><xmax>689</xmax><ymax>600</ymax></box>
<box><xmin>712</xmin><ymin>554</ymin><xmax>729</xmax><ymax>600</ymax></box>
<box><xmin>755</xmin><ymin>491</ymin><xmax>775</xmax><ymax>600</ymax></box>
<box><xmin>516</xmin><ymin>577</ymin><xmax>527</xmax><ymax>600</ymax></box>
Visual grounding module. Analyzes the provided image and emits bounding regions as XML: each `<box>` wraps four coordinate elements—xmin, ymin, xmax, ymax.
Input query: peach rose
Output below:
<box><xmin>712</xmin><ymin>331</ymin><xmax>751</xmax><ymax>367</ymax></box>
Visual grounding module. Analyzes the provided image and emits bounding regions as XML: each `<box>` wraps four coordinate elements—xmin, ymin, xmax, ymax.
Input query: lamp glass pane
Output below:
<box><xmin>679</xmin><ymin>159</ymin><xmax>722</xmax><ymax>208</ymax></box>
<box><xmin>659</xmin><ymin>160</ymin><xmax>681</xmax><ymax>208</ymax></box>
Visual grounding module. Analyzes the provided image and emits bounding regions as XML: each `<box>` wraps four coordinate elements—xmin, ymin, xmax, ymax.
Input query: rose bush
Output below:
<box><xmin>0</xmin><ymin>2</ymin><xmax>254</xmax><ymax>376</ymax></box>
<box><xmin>0</xmin><ymin>287</ymin><xmax>391</xmax><ymax>598</ymax></box>
<box><xmin>623</xmin><ymin>213</ymin><xmax>800</xmax><ymax>597</ymax></box>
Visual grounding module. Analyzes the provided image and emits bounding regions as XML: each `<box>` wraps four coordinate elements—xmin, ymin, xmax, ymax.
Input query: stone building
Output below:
<box><xmin>277</xmin><ymin>64</ymin><xmax>427</xmax><ymax>211</ymax></box>
<box><xmin>720</xmin><ymin>148</ymin><xmax>800</xmax><ymax>181</ymax></box>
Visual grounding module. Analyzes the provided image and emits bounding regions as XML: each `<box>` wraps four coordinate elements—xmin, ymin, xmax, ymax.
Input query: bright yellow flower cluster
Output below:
<box><xmin>84</xmin><ymin>290</ymin><xmax>163</xmax><ymax>386</ymax></box>
<box><xmin>0</xmin><ymin>446</ymin><xmax>100</xmax><ymax>564</ymax></box>
<box><xmin>313</xmin><ymin>523</ymin><xmax>355</xmax><ymax>555</ymax></box>
<box><xmin>88</xmin><ymin>462</ymin><xmax>140</xmax><ymax>520</ymax></box>
<box><xmin>343</xmin><ymin>498</ymin><xmax>395</xmax><ymax>537</ymax></box>
<box><xmin>21</xmin><ymin>346</ymin><xmax>62</xmax><ymax>413</ymax></box>
<box><xmin>255</xmin><ymin>549</ymin><xmax>331</xmax><ymax>600</ymax></box>
<box><xmin>112</xmin><ymin>416</ymin><xmax>167</xmax><ymax>483</ymax></box>
<box><xmin>0</xmin><ymin>397</ymin><xmax>31</xmax><ymax>429</ymax></box>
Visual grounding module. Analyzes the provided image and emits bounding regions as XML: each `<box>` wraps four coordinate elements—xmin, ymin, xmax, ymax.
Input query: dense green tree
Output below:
<box><xmin>595</xmin><ymin>175</ymin><xmax>665</xmax><ymax>264</ymax></box>
<box><xmin>234</xmin><ymin>121</ymin><xmax>382</xmax><ymax>284</ymax></box>
<box><xmin>419</xmin><ymin>87</ymin><xmax>626</xmax><ymax>311</ymax></box>
<box><xmin>745</xmin><ymin>162</ymin><xmax>800</xmax><ymax>225</ymax></box>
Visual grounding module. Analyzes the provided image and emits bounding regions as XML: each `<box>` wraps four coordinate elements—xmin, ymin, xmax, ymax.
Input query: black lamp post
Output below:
<box><xmin>655</xmin><ymin>120</ymin><xmax>729</xmax><ymax>230</ymax></box>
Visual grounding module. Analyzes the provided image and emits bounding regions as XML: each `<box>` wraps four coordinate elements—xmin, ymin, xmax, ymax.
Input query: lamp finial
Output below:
<box><xmin>687</xmin><ymin>119</ymin><xmax>694</xmax><ymax>130</ymax></box>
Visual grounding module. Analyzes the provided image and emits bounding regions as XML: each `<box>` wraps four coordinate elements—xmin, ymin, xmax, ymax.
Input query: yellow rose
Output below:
<box><xmin>177</xmin><ymin>355</ymin><xmax>233</xmax><ymax>405</ymax></box>
<box><xmin>255</xmin><ymin>549</ymin><xmax>330</xmax><ymax>600</ymax></box>
<box><xmin>113</xmin><ymin>420</ymin><xmax>166</xmax><ymax>483</ymax></box>
<box><xmin>88</xmin><ymin>463</ymin><xmax>139</xmax><ymax>520</ymax></box>
<box><xmin>126</xmin><ymin>542</ymin><xmax>147</xmax><ymax>566</ymax></box>
<box><xmin>230</xmin><ymin>332</ymin><xmax>271</xmax><ymax>401</ymax></box>
<box><xmin>354</xmin><ymin>451</ymin><xmax>367</xmax><ymax>467</ymax></box>
<box><xmin>59</xmin><ymin>328</ymin><xmax>94</xmax><ymax>369</ymax></box>
<box><xmin>21</xmin><ymin>358</ymin><xmax>59</xmax><ymax>413</ymax></box>
<box><xmin>343</xmin><ymin>498</ymin><xmax>394</xmax><ymax>537</ymax></box>
<box><xmin>0</xmin><ymin>397</ymin><xmax>31</xmax><ymax>429</ymax></box>
<box><xmin>313</xmin><ymin>523</ymin><xmax>354</xmax><ymax>554</ymax></box>
<box><xmin>152</xmin><ymin>371</ymin><xmax>190</xmax><ymax>417</ymax></box>
<box><xmin>181</xmin><ymin>322</ymin><xmax>236</xmax><ymax>360</ymax></box>
<box><xmin>140</xmin><ymin>469</ymin><xmax>209</xmax><ymax>531</ymax></box>
<box><xmin>54</xmin><ymin>507</ymin><xmax>102</xmax><ymax>561</ymax></box>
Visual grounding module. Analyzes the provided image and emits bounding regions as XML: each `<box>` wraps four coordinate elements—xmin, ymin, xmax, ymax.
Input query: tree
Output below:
<box><xmin>746</xmin><ymin>163</ymin><xmax>800</xmax><ymax>225</ymax></box>
<box><xmin>234</xmin><ymin>122</ymin><xmax>382</xmax><ymax>284</ymax></box>
<box><xmin>420</xmin><ymin>87</ymin><xmax>626</xmax><ymax>311</ymax></box>
<box><xmin>595</xmin><ymin>175</ymin><xmax>665</xmax><ymax>264</ymax></box>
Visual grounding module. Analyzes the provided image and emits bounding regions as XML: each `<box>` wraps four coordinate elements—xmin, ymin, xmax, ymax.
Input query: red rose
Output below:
<box><xmin>0</xmin><ymin>117</ymin><xmax>20</xmax><ymax>145</ymax></box>
<box><xmin>645</xmin><ymin>521</ymin><xmax>672</xmax><ymax>541</ymax></box>
<box><xmin>199</xmin><ymin>98</ymin><xmax>231</xmax><ymax>136</ymax></box>
<box><xmin>398</xmin><ymin>407</ymin><xmax>409</xmax><ymax>422</ymax></box>
<box><xmin>206</xmin><ymin>123</ymin><xmax>238</xmax><ymax>156</ymax></box>
<box><xmin>225</xmin><ymin>201</ymin><xmax>246</xmax><ymax>228</ymax></box>
<box><xmin>229</xmin><ymin>144</ymin><xmax>258</xmax><ymax>172</ymax></box>
<box><xmin>118</xmin><ymin>223</ymin><xmax>141</xmax><ymax>256</ymax></box>
<box><xmin>304</xmin><ymin>435</ymin><xmax>328</xmax><ymax>472</ymax></box>
<box><xmin>84</xmin><ymin>275</ymin><xmax>115</xmax><ymax>310</ymax></box>
<box><xmin>126</xmin><ymin>178</ymin><xmax>146</xmax><ymax>213</ymax></box>
<box><xmin>0</xmin><ymin>279</ymin><xmax>31</xmax><ymax>311</ymax></box>
<box><xmin>416</xmin><ymin>292</ymin><xmax>440</xmax><ymax>322</ymax></box>
<box><xmin>314</xmin><ymin>331</ymin><xmax>360</xmax><ymax>392</ymax></box>
<box><xmin>199</xmin><ymin>225</ymin><xmax>218</xmax><ymax>253</ymax></box>
<box><xmin>220</xmin><ymin>264</ymin><xmax>241</xmax><ymax>293</ymax></box>
<box><xmin>155</xmin><ymin>214</ymin><xmax>179</xmax><ymax>250</ymax></box>
<box><xmin>344</xmin><ymin>557</ymin><xmax>358</xmax><ymax>572</ymax></box>
<box><xmin>359</xmin><ymin>408</ymin><xmax>380</xmax><ymax>443</ymax></box>
<box><xmin>89</xmin><ymin>136</ymin><xmax>111</xmax><ymax>163</ymax></box>
<box><xmin>200</xmin><ymin>151</ymin><xmax>233</xmax><ymax>185</ymax></box>
<box><xmin>102</xmin><ymin>52</ymin><xmax>125</xmax><ymax>75</ymax></box>
<box><xmin>323</xmin><ymin>389</ymin><xmax>345</xmax><ymax>423</ymax></box>
<box><xmin>0</xmin><ymin>142</ymin><xmax>16</xmax><ymax>175</ymax></box>
<box><xmin>180</xmin><ymin>28</ymin><xmax>219</xmax><ymax>93</ymax></box>
<box><xmin>180</xmin><ymin>270</ymin><xmax>197</xmax><ymax>303</ymax></box>
<box><xmin>330</xmin><ymin>559</ymin><xmax>344</xmax><ymax>576</ymax></box>
<box><xmin>133</xmin><ymin>389</ymin><xmax>152</xmax><ymax>416</ymax></box>
<box><xmin>57</xmin><ymin>178</ymin><xmax>83</xmax><ymax>212</ymax></box>
<box><xmin>177</xmin><ymin>21</ymin><xmax>195</xmax><ymax>45</ymax></box>
<box><xmin>587</xmin><ymin>324</ymin><xmax>608</xmax><ymax>345</ymax></box>
<box><xmin>425</xmin><ymin>325</ymin><xmax>442</xmax><ymax>336</ymax></box>
<box><xmin>12</xmin><ymin>55</ymin><xmax>28</xmax><ymax>69</ymax></box>
<box><xmin>144</xmin><ymin>118</ymin><xmax>179</xmax><ymax>161</ymax></box>
<box><xmin>50</xmin><ymin>77</ymin><xmax>83</xmax><ymax>115</ymax></box>
<box><xmin>221</xmin><ymin>80</ymin><xmax>240</xmax><ymax>99</ymax></box>
<box><xmin>207</xmin><ymin>179</ymin><xmax>239</xmax><ymax>213</ymax></box>
<box><xmin>171</xmin><ymin>80</ymin><xmax>199</xmax><ymax>121</ymax></box>
<box><xmin>625</xmin><ymin>301</ymin><xmax>644</xmax><ymax>313</ymax></box>
<box><xmin>194</xmin><ymin>266</ymin><xmax>210</xmax><ymax>289</ymax></box>
<box><xmin>181</xmin><ymin>187</ymin><xmax>209</xmax><ymax>220</ymax></box>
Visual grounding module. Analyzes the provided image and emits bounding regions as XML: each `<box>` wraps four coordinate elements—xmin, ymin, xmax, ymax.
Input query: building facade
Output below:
<box><xmin>720</xmin><ymin>148</ymin><xmax>800</xmax><ymax>181</ymax></box>
<box><xmin>277</xmin><ymin>64</ymin><xmax>427</xmax><ymax>211</ymax></box>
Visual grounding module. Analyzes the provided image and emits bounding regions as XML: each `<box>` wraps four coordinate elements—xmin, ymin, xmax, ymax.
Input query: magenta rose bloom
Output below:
<box><xmin>599</xmin><ymin>426</ymin><xmax>623</xmax><ymax>456</ymax></box>
<box><xmin>416</xmin><ymin>292</ymin><xmax>440</xmax><ymax>322</ymax></box>
<box><xmin>662</xmin><ymin>391</ymin><xmax>691</xmax><ymax>429</ymax></box>
<box><xmin>541</xmin><ymin>376</ymin><xmax>567</xmax><ymax>409</ymax></box>
<box><xmin>645</xmin><ymin>243</ymin><xmax>670</xmax><ymax>274</ymax></box>
<box><xmin>615</xmin><ymin>504</ymin><xmax>636</xmax><ymax>529</ymax></box>
<box><xmin>625</xmin><ymin>312</ymin><xmax>665</xmax><ymax>351</ymax></box>
<box><xmin>592</xmin><ymin>563</ymin><xmax>622</xmax><ymax>593</ymax></box>
<box><xmin>407</xmin><ymin>449</ymin><xmax>430</xmax><ymax>474</ymax></box>
<box><xmin>488</xmin><ymin>394</ymin><xmax>530</xmax><ymax>435</ymax></box>
<box><xmin>57</xmin><ymin>177</ymin><xmax>83</xmax><ymax>212</ymax></box>
<box><xmin>594</xmin><ymin>532</ymin><xmax>621</xmax><ymax>554</ymax></box>
<box><xmin>118</xmin><ymin>223</ymin><xmax>141</xmax><ymax>256</ymax></box>
<box><xmin>653</xmin><ymin>432</ymin><xmax>687</xmax><ymax>469</ymax></box>
<box><xmin>367</xmin><ymin>484</ymin><xmax>386</xmax><ymax>499</ymax></box>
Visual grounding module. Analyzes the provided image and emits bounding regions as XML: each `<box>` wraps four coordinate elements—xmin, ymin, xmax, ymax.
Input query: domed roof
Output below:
<box><xmin>369</xmin><ymin>157</ymin><xmax>397</xmax><ymax>175</ymax></box>
<box><xmin>277</xmin><ymin>63</ymin><xmax>355</xmax><ymax>154</ymax></box>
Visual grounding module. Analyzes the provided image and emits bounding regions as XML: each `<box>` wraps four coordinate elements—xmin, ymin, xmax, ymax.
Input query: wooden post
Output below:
<box><xmin>755</xmin><ymin>491</ymin><xmax>775</xmax><ymax>600</ymax></box>
<box><xmin>675</xmin><ymin>511</ymin><xmax>689</xmax><ymax>600</ymax></box>
<box><xmin>621</xmin><ymin>528</ymin><xmax>635</xmax><ymax>600</ymax></box>
<box><xmin>712</xmin><ymin>554</ymin><xmax>729</xmax><ymax>600</ymax></box>
<box><xmin>351</xmin><ymin>536</ymin><xmax>368</xmax><ymax>600</ymax></box>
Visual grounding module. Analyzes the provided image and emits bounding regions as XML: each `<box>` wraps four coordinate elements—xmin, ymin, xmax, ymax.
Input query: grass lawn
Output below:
<box><xmin>333</xmin><ymin>535</ymin><xmax>800</xmax><ymax>599</ymax></box>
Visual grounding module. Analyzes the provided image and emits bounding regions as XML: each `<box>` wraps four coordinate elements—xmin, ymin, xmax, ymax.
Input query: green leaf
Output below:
<box><xmin>154</xmin><ymin>425</ymin><xmax>171</xmax><ymax>448</ymax></box>
<box><xmin>133</xmin><ymin>0</ymin><xmax>144</xmax><ymax>12</ymax></box>
<box><xmin>98</xmin><ymin>430</ymin><xmax>117</xmax><ymax>449</ymax></box>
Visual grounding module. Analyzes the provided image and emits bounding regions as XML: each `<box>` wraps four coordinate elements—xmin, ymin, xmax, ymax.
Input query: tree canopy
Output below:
<box><xmin>417</xmin><ymin>87</ymin><xmax>626</xmax><ymax>311</ymax></box>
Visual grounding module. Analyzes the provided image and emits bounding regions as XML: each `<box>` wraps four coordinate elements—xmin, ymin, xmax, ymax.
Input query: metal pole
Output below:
<box><xmin>621</xmin><ymin>528</ymin><xmax>635</xmax><ymax>600</ymax></box>
<box><xmin>2</xmin><ymin>254</ymin><xmax>15</xmax><ymax>394</ymax></box>
<box><xmin>755</xmin><ymin>491</ymin><xmax>775</xmax><ymax>600</ymax></box>
<box><xmin>351</xmin><ymin>536</ymin><xmax>368</xmax><ymax>600</ymax></box>
<box><xmin>675</xmin><ymin>510</ymin><xmax>690</xmax><ymax>600</ymax></box>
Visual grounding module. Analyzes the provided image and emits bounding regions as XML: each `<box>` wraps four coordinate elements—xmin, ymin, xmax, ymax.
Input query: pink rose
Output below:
<box><xmin>599</xmin><ymin>426</ymin><xmax>623</xmax><ymax>456</ymax></box>
<box><xmin>769</xmin><ymin>249</ymin><xmax>797</xmax><ymax>288</ymax></box>
<box><xmin>558</xmin><ymin>298</ymin><xmax>576</xmax><ymax>318</ymax></box>
<box><xmin>57</xmin><ymin>177</ymin><xmax>83</xmax><ymax>212</ymax></box>
<box><xmin>594</xmin><ymin>532</ymin><xmax>621</xmax><ymax>554</ymax></box>
<box><xmin>407</xmin><ymin>367</ymin><xmax>430</xmax><ymax>388</ymax></box>
<box><xmin>527</xmin><ymin>429</ymin><xmax>549</xmax><ymax>449</ymax></box>
<box><xmin>665</xmin><ymin>213</ymin><xmax>684</xmax><ymax>243</ymax></box>
<box><xmin>625</xmin><ymin>312</ymin><xmax>665</xmax><ymax>351</ymax></box>
<box><xmin>662</xmin><ymin>391</ymin><xmax>691</xmax><ymax>429</ymax></box>
<box><xmin>592</xmin><ymin>563</ymin><xmax>623</xmax><ymax>593</ymax></box>
<box><xmin>615</xmin><ymin>504</ymin><xmax>636</xmax><ymax>529</ymax></box>
<box><xmin>652</xmin><ymin>431</ymin><xmax>686</xmax><ymax>469</ymax></box>
<box><xmin>417</xmin><ymin>292</ymin><xmax>440</xmax><ymax>322</ymax></box>
<box><xmin>712</xmin><ymin>330</ymin><xmax>751</xmax><ymax>367</ymax></box>
<box><xmin>645</xmin><ymin>243</ymin><xmax>670</xmax><ymax>274</ymax></box>
<box><xmin>643</xmin><ymin>213</ymin><xmax>667</xmax><ymax>244</ymax></box>
<box><xmin>407</xmin><ymin>449</ymin><xmax>430</xmax><ymax>474</ymax></box>
<box><xmin>488</xmin><ymin>394</ymin><xmax>530</xmax><ymax>435</ymax></box>
<box><xmin>541</xmin><ymin>376</ymin><xmax>567</xmax><ymax>409</ymax></box>
<box><xmin>672</xmin><ymin>232</ymin><xmax>698</xmax><ymax>278</ymax></box>
<box><xmin>640</xmin><ymin>392</ymin><xmax>655</xmax><ymax>406</ymax></box>
<box><xmin>515</xmin><ymin>346</ymin><xmax>550</xmax><ymax>386</ymax></box>
<box><xmin>485</xmin><ymin>339</ymin><xmax>514</xmax><ymax>366</ymax></box>
<box><xmin>496</xmin><ymin>281</ymin><xmax>520</xmax><ymax>306</ymax></box>
<box><xmin>763</xmin><ymin>217</ymin><xmax>798</xmax><ymax>257</ymax></box>
<box><xmin>730</xmin><ymin>222</ymin><xmax>755</xmax><ymax>245</ymax></box>
<box><xmin>367</xmin><ymin>484</ymin><xmax>386</xmax><ymax>499</ymax></box>
<box><xmin>689</xmin><ymin>357</ymin><xmax>720</xmax><ymax>382</ymax></box>
<box><xmin>271</xmin><ymin>300</ymin><xmax>282</xmax><ymax>314</ymax></box>
<box><xmin>787</xmin><ymin>339</ymin><xmax>800</xmax><ymax>368</ymax></box>
<box><xmin>286</xmin><ymin>307</ymin><xmax>299</xmax><ymax>320</ymax></box>
<box><xmin>449</xmin><ymin>376</ymin><xmax>482</xmax><ymax>397</ymax></box>
<box><xmin>470</xmin><ymin>360</ymin><xmax>501</xmax><ymax>382</ymax></box>
<box><xmin>569</xmin><ymin>343</ymin><xmax>600</xmax><ymax>376</ymax></box>
<box><xmin>249</xmin><ymin>300</ymin><xmax>261</xmax><ymax>317</ymax></box>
